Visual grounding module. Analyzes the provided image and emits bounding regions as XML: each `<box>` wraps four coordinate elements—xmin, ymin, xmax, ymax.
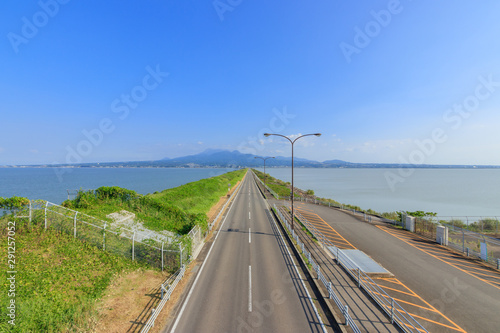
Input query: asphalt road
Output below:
<box><xmin>296</xmin><ymin>202</ymin><xmax>500</xmax><ymax>333</ymax></box>
<box><xmin>166</xmin><ymin>173</ymin><xmax>327</xmax><ymax>333</ymax></box>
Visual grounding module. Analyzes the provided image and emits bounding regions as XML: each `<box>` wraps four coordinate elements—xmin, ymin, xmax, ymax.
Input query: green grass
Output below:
<box><xmin>62</xmin><ymin>169</ymin><xmax>246</xmax><ymax>234</ymax></box>
<box><xmin>0</xmin><ymin>219</ymin><xmax>143</xmax><ymax>332</ymax></box>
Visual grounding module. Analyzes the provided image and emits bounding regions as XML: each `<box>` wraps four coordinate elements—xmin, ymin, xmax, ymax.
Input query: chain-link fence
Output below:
<box><xmin>1</xmin><ymin>201</ymin><xmax>184</xmax><ymax>272</ymax></box>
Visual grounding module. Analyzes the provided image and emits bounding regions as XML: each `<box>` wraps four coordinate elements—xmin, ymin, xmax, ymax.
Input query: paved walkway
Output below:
<box><xmin>275</xmin><ymin>204</ymin><xmax>400</xmax><ymax>333</ymax></box>
<box><xmin>290</xmin><ymin>201</ymin><xmax>500</xmax><ymax>333</ymax></box>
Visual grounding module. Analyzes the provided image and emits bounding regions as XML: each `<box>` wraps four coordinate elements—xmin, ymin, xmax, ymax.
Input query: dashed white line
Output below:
<box><xmin>249</xmin><ymin>228</ymin><xmax>251</xmax><ymax>243</ymax></box>
<box><xmin>249</xmin><ymin>265</ymin><xmax>252</xmax><ymax>312</ymax></box>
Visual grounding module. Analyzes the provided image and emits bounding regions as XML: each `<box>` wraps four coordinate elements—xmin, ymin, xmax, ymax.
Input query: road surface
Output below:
<box><xmin>166</xmin><ymin>173</ymin><xmax>327</xmax><ymax>333</ymax></box>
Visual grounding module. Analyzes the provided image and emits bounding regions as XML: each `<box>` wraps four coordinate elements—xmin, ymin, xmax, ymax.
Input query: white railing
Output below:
<box><xmin>141</xmin><ymin>265</ymin><xmax>186</xmax><ymax>333</ymax></box>
<box><xmin>273</xmin><ymin>204</ymin><xmax>362</xmax><ymax>333</ymax></box>
<box><xmin>288</xmin><ymin>206</ymin><xmax>428</xmax><ymax>333</ymax></box>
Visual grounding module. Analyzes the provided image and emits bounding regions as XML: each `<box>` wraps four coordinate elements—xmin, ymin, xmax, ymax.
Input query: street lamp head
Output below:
<box><xmin>314</xmin><ymin>133</ymin><xmax>322</xmax><ymax>137</ymax></box>
<box><xmin>264</xmin><ymin>133</ymin><xmax>271</xmax><ymax>137</ymax></box>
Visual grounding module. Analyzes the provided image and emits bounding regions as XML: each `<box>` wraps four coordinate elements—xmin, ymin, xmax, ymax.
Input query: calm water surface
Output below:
<box><xmin>2</xmin><ymin>167</ymin><xmax>499</xmax><ymax>217</ymax></box>
<box><xmin>0</xmin><ymin>168</ymin><xmax>235</xmax><ymax>204</ymax></box>
<box><xmin>261</xmin><ymin>168</ymin><xmax>500</xmax><ymax>217</ymax></box>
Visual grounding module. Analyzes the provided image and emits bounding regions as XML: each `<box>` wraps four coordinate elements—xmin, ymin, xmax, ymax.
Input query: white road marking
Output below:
<box><xmin>249</xmin><ymin>265</ymin><xmax>252</xmax><ymax>312</ymax></box>
<box><xmin>258</xmin><ymin>181</ymin><xmax>327</xmax><ymax>333</ymax></box>
<box><xmin>170</xmin><ymin>173</ymin><xmax>244</xmax><ymax>333</ymax></box>
<box><xmin>249</xmin><ymin>211</ymin><xmax>251</xmax><ymax>220</ymax></box>
<box><xmin>249</xmin><ymin>228</ymin><xmax>251</xmax><ymax>243</ymax></box>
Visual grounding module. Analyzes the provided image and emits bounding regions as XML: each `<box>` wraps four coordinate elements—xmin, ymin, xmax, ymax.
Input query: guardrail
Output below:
<box><xmin>273</xmin><ymin>204</ymin><xmax>361</xmax><ymax>333</ymax></box>
<box><xmin>289</xmin><ymin>208</ymin><xmax>428</xmax><ymax>333</ymax></box>
<box><xmin>141</xmin><ymin>264</ymin><xmax>186</xmax><ymax>333</ymax></box>
<box><xmin>251</xmin><ymin>170</ymin><xmax>280</xmax><ymax>199</ymax></box>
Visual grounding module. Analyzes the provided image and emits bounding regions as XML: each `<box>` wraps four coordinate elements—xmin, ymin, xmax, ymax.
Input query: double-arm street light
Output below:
<box><xmin>263</xmin><ymin>133</ymin><xmax>321</xmax><ymax>230</ymax></box>
<box><xmin>254</xmin><ymin>156</ymin><xmax>275</xmax><ymax>186</ymax></box>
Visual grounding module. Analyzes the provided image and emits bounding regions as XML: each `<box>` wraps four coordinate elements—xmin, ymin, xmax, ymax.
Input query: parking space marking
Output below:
<box><xmin>377</xmin><ymin>225</ymin><xmax>500</xmax><ymax>290</ymax></box>
<box><xmin>294</xmin><ymin>206</ymin><xmax>466</xmax><ymax>333</ymax></box>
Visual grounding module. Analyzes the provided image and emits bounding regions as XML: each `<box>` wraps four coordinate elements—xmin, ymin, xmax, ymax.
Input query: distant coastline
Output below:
<box><xmin>2</xmin><ymin>149</ymin><xmax>499</xmax><ymax>169</ymax></box>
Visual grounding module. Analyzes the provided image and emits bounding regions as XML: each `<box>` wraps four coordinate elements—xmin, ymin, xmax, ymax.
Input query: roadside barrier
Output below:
<box><xmin>141</xmin><ymin>265</ymin><xmax>186</xmax><ymax>333</ymax></box>
<box><xmin>282</xmin><ymin>206</ymin><xmax>428</xmax><ymax>333</ymax></box>
<box><xmin>273</xmin><ymin>204</ymin><xmax>362</xmax><ymax>333</ymax></box>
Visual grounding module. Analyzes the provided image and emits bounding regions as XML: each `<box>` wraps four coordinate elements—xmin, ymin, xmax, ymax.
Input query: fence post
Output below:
<box><xmin>103</xmin><ymin>223</ymin><xmax>106</xmax><ymax>251</ymax></box>
<box><xmin>180</xmin><ymin>244</ymin><xmax>183</xmax><ymax>269</ymax></box>
<box><xmin>161</xmin><ymin>242</ymin><xmax>164</xmax><ymax>272</ymax></box>
<box><xmin>462</xmin><ymin>230</ymin><xmax>465</xmax><ymax>253</ymax></box>
<box><xmin>497</xmin><ymin>258</ymin><xmax>500</xmax><ymax>270</ymax></box>
<box><xmin>132</xmin><ymin>232</ymin><xmax>135</xmax><ymax>261</ymax></box>
<box><xmin>44</xmin><ymin>201</ymin><xmax>48</xmax><ymax>229</ymax></box>
<box><xmin>74</xmin><ymin>212</ymin><xmax>78</xmax><ymax>238</ymax></box>
<box><xmin>466</xmin><ymin>247</ymin><xmax>470</xmax><ymax>257</ymax></box>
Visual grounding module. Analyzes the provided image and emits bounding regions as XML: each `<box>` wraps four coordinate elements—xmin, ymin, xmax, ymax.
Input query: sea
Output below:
<box><xmin>1</xmin><ymin>167</ymin><xmax>499</xmax><ymax>217</ymax></box>
<box><xmin>262</xmin><ymin>167</ymin><xmax>500</xmax><ymax>218</ymax></box>
<box><xmin>0</xmin><ymin>167</ymin><xmax>235</xmax><ymax>205</ymax></box>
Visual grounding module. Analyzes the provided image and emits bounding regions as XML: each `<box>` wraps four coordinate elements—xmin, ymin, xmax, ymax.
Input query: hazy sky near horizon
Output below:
<box><xmin>1</xmin><ymin>0</ymin><xmax>500</xmax><ymax>165</ymax></box>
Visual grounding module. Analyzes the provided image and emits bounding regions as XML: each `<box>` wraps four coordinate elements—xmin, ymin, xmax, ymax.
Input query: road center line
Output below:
<box><xmin>249</xmin><ymin>228</ymin><xmax>251</xmax><ymax>243</ymax></box>
<box><xmin>249</xmin><ymin>265</ymin><xmax>252</xmax><ymax>312</ymax></box>
<box><xmin>249</xmin><ymin>211</ymin><xmax>251</xmax><ymax>220</ymax></box>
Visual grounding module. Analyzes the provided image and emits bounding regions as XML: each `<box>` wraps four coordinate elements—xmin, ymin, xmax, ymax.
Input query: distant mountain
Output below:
<box><xmin>153</xmin><ymin>149</ymin><xmax>322</xmax><ymax>168</ymax></box>
<box><xmin>13</xmin><ymin>149</ymin><xmax>500</xmax><ymax>169</ymax></box>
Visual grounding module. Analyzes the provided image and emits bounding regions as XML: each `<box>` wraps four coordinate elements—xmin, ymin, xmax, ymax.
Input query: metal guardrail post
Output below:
<box><xmin>391</xmin><ymin>298</ymin><xmax>394</xmax><ymax>323</ymax></box>
<box><xmin>497</xmin><ymin>258</ymin><xmax>500</xmax><ymax>270</ymax></box>
<box><xmin>344</xmin><ymin>305</ymin><xmax>349</xmax><ymax>326</ymax></box>
<box><xmin>466</xmin><ymin>247</ymin><xmax>470</xmax><ymax>257</ymax></box>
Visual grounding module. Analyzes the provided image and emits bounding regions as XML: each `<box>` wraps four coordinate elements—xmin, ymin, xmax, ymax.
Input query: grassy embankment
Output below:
<box><xmin>0</xmin><ymin>215</ymin><xmax>145</xmax><ymax>332</ymax></box>
<box><xmin>62</xmin><ymin>169</ymin><xmax>246</xmax><ymax>234</ymax></box>
<box><xmin>0</xmin><ymin>169</ymin><xmax>246</xmax><ymax>332</ymax></box>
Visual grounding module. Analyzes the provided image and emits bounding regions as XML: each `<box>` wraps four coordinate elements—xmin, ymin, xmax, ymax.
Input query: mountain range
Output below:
<box><xmin>19</xmin><ymin>149</ymin><xmax>499</xmax><ymax>169</ymax></box>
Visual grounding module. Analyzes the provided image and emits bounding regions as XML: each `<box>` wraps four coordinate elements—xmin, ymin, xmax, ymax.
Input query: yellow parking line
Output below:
<box><xmin>296</xmin><ymin>208</ymin><xmax>356</xmax><ymax>249</ymax></box>
<box><xmin>377</xmin><ymin>225</ymin><xmax>500</xmax><ymax>291</ymax></box>
<box><xmin>366</xmin><ymin>281</ymin><xmax>419</xmax><ymax>298</ymax></box>
<box><xmin>298</xmin><ymin>207</ymin><xmax>467</xmax><ymax>332</ymax></box>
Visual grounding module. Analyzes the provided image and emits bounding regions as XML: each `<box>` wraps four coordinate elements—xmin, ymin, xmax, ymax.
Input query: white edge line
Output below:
<box><xmin>170</xmin><ymin>173</ymin><xmax>246</xmax><ymax>332</ymax></box>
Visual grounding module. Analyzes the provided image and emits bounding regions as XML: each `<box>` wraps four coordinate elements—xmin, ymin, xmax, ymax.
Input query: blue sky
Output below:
<box><xmin>1</xmin><ymin>0</ymin><xmax>500</xmax><ymax>165</ymax></box>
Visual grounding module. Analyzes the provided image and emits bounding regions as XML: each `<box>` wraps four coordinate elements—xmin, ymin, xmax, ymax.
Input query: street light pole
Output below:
<box><xmin>254</xmin><ymin>156</ymin><xmax>275</xmax><ymax>186</ymax></box>
<box><xmin>263</xmin><ymin>133</ymin><xmax>321</xmax><ymax>230</ymax></box>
